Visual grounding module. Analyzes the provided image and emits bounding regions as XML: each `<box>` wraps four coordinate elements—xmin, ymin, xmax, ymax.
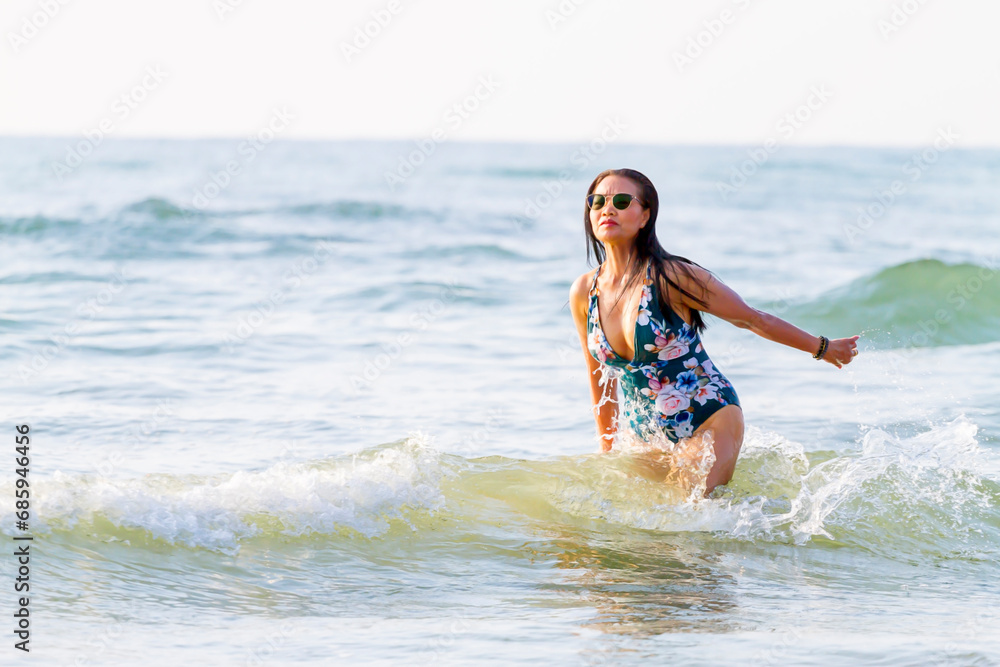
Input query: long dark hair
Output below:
<box><xmin>584</xmin><ymin>168</ymin><xmax>714</xmax><ymax>336</ymax></box>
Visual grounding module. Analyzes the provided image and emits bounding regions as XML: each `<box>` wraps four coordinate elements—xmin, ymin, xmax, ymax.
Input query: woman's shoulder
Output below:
<box><xmin>652</xmin><ymin>256</ymin><xmax>714</xmax><ymax>293</ymax></box>
<box><xmin>569</xmin><ymin>267</ymin><xmax>598</xmax><ymax>310</ymax></box>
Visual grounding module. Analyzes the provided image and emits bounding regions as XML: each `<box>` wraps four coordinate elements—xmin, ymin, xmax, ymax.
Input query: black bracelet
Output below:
<box><xmin>813</xmin><ymin>335</ymin><xmax>829</xmax><ymax>360</ymax></box>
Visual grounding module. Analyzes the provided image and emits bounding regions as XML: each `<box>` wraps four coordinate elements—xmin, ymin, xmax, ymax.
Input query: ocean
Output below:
<box><xmin>1</xmin><ymin>136</ymin><xmax>998</xmax><ymax>665</ymax></box>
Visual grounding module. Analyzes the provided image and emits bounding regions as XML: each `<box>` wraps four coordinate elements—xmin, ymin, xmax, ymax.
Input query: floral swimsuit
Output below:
<box><xmin>587</xmin><ymin>258</ymin><xmax>740</xmax><ymax>443</ymax></box>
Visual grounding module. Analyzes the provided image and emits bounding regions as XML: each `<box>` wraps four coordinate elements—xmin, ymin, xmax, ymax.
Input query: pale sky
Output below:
<box><xmin>2</xmin><ymin>0</ymin><xmax>999</xmax><ymax>146</ymax></box>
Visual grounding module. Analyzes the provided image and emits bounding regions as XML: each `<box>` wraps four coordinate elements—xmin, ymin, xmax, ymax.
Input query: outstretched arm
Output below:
<box><xmin>670</xmin><ymin>265</ymin><xmax>860</xmax><ymax>368</ymax></box>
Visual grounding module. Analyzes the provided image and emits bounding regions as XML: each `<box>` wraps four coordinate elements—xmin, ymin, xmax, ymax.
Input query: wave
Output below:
<box><xmin>761</xmin><ymin>258</ymin><xmax>1000</xmax><ymax>348</ymax></box>
<box><xmin>6</xmin><ymin>417</ymin><xmax>997</xmax><ymax>559</ymax></box>
<box><xmin>278</xmin><ymin>200</ymin><xmax>427</xmax><ymax>221</ymax></box>
<box><xmin>118</xmin><ymin>196</ymin><xmax>193</xmax><ymax>220</ymax></box>
<box><xmin>0</xmin><ymin>198</ymin><xmax>203</xmax><ymax>238</ymax></box>
<box><xmin>0</xmin><ymin>213</ymin><xmax>84</xmax><ymax>236</ymax></box>
<box><xmin>397</xmin><ymin>242</ymin><xmax>536</xmax><ymax>262</ymax></box>
<box><xmin>479</xmin><ymin>167</ymin><xmax>567</xmax><ymax>179</ymax></box>
<box><xmin>0</xmin><ymin>196</ymin><xmax>433</xmax><ymax>239</ymax></box>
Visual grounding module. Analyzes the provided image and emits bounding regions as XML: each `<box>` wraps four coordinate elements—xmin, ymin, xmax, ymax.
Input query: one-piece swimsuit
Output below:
<box><xmin>586</xmin><ymin>258</ymin><xmax>740</xmax><ymax>443</ymax></box>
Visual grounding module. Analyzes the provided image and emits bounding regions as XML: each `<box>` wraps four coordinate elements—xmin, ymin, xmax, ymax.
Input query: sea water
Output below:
<box><xmin>1</xmin><ymin>137</ymin><xmax>998</xmax><ymax>665</ymax></box>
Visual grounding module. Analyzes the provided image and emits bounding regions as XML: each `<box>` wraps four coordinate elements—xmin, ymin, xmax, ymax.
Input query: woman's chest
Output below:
<box><xmin>596</xmin><ymin>285</ymin><xmax>692</xmax><ymax>360</ymax></box>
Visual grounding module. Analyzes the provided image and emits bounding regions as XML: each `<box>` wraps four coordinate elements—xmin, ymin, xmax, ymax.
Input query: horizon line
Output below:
<box><xmin>1</xmin><ymin>133</ymin><xmax>996</xmax><ymax>152</ymax></box>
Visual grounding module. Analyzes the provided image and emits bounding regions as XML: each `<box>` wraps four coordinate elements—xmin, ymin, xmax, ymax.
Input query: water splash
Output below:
<box><xmin>4</xmin><ymin>418</ymin><xmax>997</xmax><ymax>560</ymax></box>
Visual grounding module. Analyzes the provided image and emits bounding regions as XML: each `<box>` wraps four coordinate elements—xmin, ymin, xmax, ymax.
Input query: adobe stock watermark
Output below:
<box><xmin>383</xmin><ymin>75</ymin><xmax>501</xmax><ymax>191</ymax></box>
<box><xmin>348</xmin><ymin>279</ymin><xmax>460</xmax><ymax>392</ymax></box>
<box><xmin>750</xmin><ymin>627</ymin><xmax>806</xmax><ymax>666</ymax></box>
<box><xmin>349</xmin><ymin>413</ymin><xmax>392</xmax><ymax>436</ymax></box>
<box><xmin>843</xmin><ymin>126</ymin><xmax>959</xmax><ymax>245</ymax></box>
<box><xmin>7</xmin><ymin>0</ymin><xmax>73</xmax><ymax>53</ymax></box>
<box><xmin>93</xmin><ymin>399</ymin><xmax>176</xmax><ymax>479</ymax></box>
<box><xmin>276</xmin><ymin>438</ymin><xmax>305</xmax><ymax>464</ymax></box>
<box><xmin>213</xmin><ymin>0</ymin><xmax>248</xmax><ymax>21</ymax></box>
<box><xmin>545</xmin><ymin>0</ymin><xmax>590</xmax><ymax>30</ymax></box>
<box><xmin>882</xmin><ymin>251</ymin><xmax>998</xmax><ymax>373</ymax></box>
<box><xmin>508</xmin><ymin>116</ymin><xmax>628</xmax><ymax>231</ymax></box>
<box><xmin>51</xmin><ymin>65</ymin><xmax>168</xmax><ymax>181</ymax></box>
<box><xmin>423</xmin><ymin>611</ymin><xmax>474</xmax><ymax>660</ymax></box>
<box><xmin>243</xmin><ymin>621</ymin><xmax>297</xmax><ymax>666</ymax></box>
<box><xmin>69</xmin><ymin>600</ymin><xmax>141</xmax><ymax>666</ymax></box>
<box><xmin>935</xmin><ymin>608</ymin><xmax>999</xmax><ymax>666</ymax></box>
<box><xmin>716</xmin><ymin>84</ymin><xmax>833</xmax><ymax>201</ymax></box>
<box><xmin>190</xmin><ymin>106</ymin><xmax>294</xmax><ymax>211</ymax></box>
<box><xmin>221</xmin><ymin>239</ymin><xmax>339</xmax><ymax>353</ymax></box>
<box><xmin>15</xmin><ymin>267</ymin><xmax>130</xmax><ymax>382</ymax></box>
<box><xmin>243</xmin><ymin>427</ymin><xmax>307</xmax><ymax>464</ymax></box>
<box><xmin>452</xmin><ymin>408</ymin><xmax>507</xmax><ymax>455</ymax></box>
<box><xmin>553</xmin><ymin>328</ymin><xmax>585</xmax><ymax>380</ymax></box>
<box><xmin>340</xmin><ymin>0</ymin><xmax>406</xmax><ymax>63</ymax></box>
<box><xmin>672</xmin><ymin>0</ymin><xmax>756</xmax><ymax>73</ymax></box>
<box><xmin>877</xmin><ymin>0</ymin><xmax>931</xmax><ymax>40</ymax></box>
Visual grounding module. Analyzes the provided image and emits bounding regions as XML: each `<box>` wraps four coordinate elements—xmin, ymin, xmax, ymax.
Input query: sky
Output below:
<box><xmin>2</xmin><ymin>0</ymin><xmax>999</xmax><ymax>147</ymax></box>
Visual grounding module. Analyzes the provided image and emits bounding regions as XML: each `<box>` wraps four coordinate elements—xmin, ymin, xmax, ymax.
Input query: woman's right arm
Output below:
<box><xmin>570</xmin><ymin>273</ymin><xmax>618</xmax><ymax>452</ymax></box>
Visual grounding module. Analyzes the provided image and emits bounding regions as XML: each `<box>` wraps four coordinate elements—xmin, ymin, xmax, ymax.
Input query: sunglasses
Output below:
<box><xmin>586</xmin><ymin>193</ymin><xmax>642</xmax><ymax>211</ymax></box>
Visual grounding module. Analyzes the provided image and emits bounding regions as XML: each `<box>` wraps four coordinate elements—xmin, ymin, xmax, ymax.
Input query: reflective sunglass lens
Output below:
<box><xmin>587</xmin><ymin>194</ymin><xmax>639</xmax><ymax>210</ymax></box>
<box><xmin>612</xmin><ymin>194</ymin><xmax>634</xmax><ymax>210</ymax></box>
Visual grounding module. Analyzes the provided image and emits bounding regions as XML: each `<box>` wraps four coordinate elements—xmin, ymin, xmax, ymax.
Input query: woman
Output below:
<box><xmin>569</xmin><ymin>168</ymin><xmax>860</xmax><ymax>494</ymax></box>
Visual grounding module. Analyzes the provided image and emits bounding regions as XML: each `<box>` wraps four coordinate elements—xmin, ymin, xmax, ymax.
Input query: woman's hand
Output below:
<box><xmin>823</xmin><ymin>334</ymin><xmax>860</xmax><ymax>368</ymax></box>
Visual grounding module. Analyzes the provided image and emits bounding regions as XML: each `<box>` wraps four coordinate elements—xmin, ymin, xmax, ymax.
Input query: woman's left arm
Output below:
<box><xmin>677</xmin><ymin>266</ymin><xmax>860</xmax><ymax>368</ymax></box>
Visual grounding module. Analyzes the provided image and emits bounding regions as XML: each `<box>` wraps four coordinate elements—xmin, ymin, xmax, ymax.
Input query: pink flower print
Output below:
<box><xmin>639</xmin><ymin>374</ymin><xmax>664</xmax><ymax>401</ymax></box>
<box><xmin>658</xmin><ymin>336</ymin><xmax>689</xmax><ymax>361</ymax></box>
<box><xmin>655</xmin><ymin>386</ymin><xmax>690</xmax><ymax>416</ymax></box>
<box><xmin>643</xmin><ymin>333</ymin><xmax>666</xmax><ymax>356</ymax></box>
<box><xmin>683</xmin><ymin>358</ymin><xmax>699</xmax><ymax>370</ymax></box>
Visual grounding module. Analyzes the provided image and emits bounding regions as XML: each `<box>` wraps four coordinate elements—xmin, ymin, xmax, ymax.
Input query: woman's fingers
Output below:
<box><xmin>817</xmin><ymin>335</ymin><xmax>862</xmax><ymax>368</ymax></box>
<box><xmin>823</xmin><ymin>337</ymin><xmax>860</xmax><ymax>367</ymax></box>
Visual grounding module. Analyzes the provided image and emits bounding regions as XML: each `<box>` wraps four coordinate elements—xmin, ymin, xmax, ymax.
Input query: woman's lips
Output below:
<box><xmin>600</xmin><ymin>220</ymin><xmax>617</xmax><ymax>226</ymax></box>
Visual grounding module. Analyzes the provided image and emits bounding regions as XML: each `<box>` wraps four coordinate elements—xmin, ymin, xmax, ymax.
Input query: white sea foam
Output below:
<box><xmin>3</xmin><ymin>418</ymin><xmax>996</xmax><ymax>558</ymax></box>
<box><xmin>672</xmin><ymin>415</ymin><xmax>996</xmax><ymax>552</ymax></box>
<box><xmin>4</xmin><ymin>432</ymin><xmax>449</xmax><ymax>552</ymax></box>
<box><xmin>539</xmin><ymin>415</ymin><xmax>997</xmax><ymax>557</ymax></box>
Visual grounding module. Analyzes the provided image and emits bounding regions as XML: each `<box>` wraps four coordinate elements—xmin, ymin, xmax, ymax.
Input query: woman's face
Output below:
<box><xmin>589</xmin><ymin>175</ymin><xmax>650</xmax><ymax>245</ymax></box>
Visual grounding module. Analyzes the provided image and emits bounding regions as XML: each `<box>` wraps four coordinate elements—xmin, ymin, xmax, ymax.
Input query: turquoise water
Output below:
<box><xmin>1</xmin><ymin>137</ymin><xmax>999</xmax><ymax>664</ymax></box>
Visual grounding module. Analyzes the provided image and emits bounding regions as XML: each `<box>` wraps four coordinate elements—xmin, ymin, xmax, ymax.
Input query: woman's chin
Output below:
<box><xmin>596</xmin><ymin>229</ymin><xmax>630</xmax><ymax>243</ymax></box>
